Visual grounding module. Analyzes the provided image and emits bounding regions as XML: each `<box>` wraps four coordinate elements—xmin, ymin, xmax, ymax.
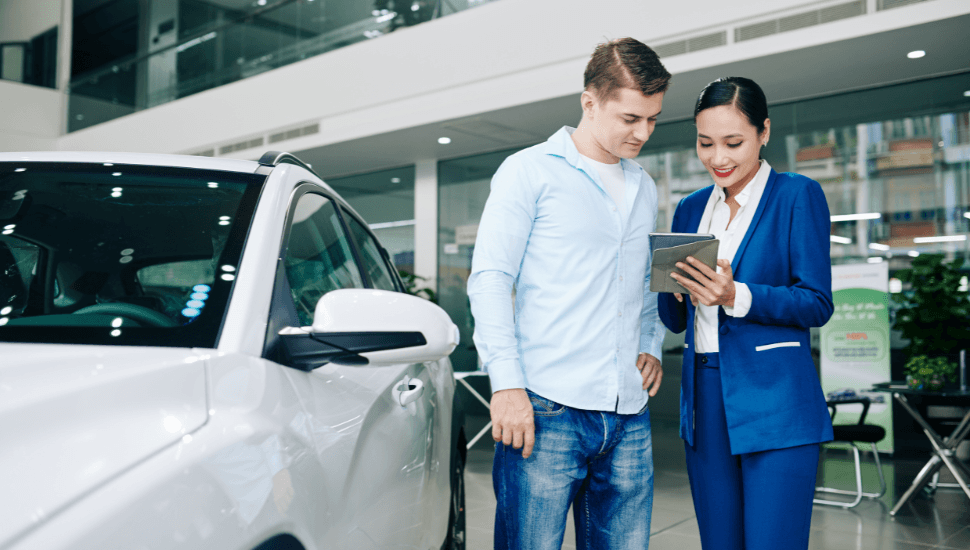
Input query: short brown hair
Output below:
<box><xmin>584</xmin><ymin>38</ymin><xmax>671</xmax><ymax>101</ymax></box>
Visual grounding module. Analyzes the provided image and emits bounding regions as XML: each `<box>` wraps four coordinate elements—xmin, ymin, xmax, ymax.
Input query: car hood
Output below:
<box><xmin>0</xmin><ymin>344</ymin><xmax>209</xmax><ymax>546</ymax></box>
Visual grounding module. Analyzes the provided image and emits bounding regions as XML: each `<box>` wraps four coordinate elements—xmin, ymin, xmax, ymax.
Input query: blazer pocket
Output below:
<box><xmin>755</xmin><ymin>341</ymin><xmax>801</xmax><ymax>352</ymax></box>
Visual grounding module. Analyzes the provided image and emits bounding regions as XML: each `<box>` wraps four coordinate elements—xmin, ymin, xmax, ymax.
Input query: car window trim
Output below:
<box><xmin>338</xmin><ymin>205</ymin><xmax>406</xmax><ymax>293</ymax></box>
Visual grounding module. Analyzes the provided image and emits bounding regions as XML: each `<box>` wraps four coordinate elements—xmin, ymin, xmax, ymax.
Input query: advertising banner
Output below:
<box><xmin>820</xmin><ymin>262</ymin><xmax>893</xmax><ymax>453</ymax></box>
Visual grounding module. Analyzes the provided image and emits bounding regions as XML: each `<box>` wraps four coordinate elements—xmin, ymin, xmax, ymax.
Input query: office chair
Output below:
<box><xmin>814</xmin><ymin>397</ymin><xmax>887</xmax><ymax>508</ymax></box>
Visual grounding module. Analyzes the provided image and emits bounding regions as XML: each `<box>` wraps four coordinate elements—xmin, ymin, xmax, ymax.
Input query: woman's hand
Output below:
<box><xmin>671</xmin><ymin>258</ymin><xmax>736</xmax><ymax>308</ymax></box>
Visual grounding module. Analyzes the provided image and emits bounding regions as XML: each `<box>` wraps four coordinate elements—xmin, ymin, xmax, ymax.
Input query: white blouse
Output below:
<box><xmin>693</xmin><ymin>161</ymin><xmax>772</xmax><ymax>354</ymax></box>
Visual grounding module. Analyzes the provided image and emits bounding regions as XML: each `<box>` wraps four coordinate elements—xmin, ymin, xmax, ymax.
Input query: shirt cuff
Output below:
<box><xmin>724</xmin><ymin>282</ymin><xmax>752</xmax><ymax>318</ymax></box>
<box><xmin>484</xmin><ymin>358</ymin><xmax>527</xmax><ymax>393</ymax></box>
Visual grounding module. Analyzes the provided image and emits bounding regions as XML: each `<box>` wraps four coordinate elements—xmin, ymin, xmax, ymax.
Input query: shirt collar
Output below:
<box><xmin>713</xmin><ymin>160</ymin><xmax>770</xmax><ymax>208</ymax></box>
<box><xmin>544</xmin><ymin>126</ymin><xmax>639</xmax><ymax>176</ymax></box>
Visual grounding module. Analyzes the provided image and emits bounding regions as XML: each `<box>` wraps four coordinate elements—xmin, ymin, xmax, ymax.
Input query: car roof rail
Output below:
<box><xmin>256</xmin><ymin>151</ymin><xmax>319</xmax><ymax>177</ymax></box>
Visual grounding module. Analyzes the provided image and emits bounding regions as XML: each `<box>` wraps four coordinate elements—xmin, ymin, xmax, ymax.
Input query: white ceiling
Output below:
<box><xmin>295</xmin><ymin>13</ymin><xmax>970</xmax><ymax>180</ymax></box>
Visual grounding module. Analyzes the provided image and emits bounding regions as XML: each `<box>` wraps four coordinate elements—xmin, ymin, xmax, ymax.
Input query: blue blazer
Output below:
<box><xmin>659</xmin><ymin>169</ymin><xmax>835</xmax><ymax>455</ymax></box>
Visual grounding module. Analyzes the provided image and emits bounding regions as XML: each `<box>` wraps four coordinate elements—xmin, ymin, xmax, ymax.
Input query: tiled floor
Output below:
<box><xmin>462</xmin><ymin>418</ymin><xmax>970</xmax><ymax>550</ymax></box>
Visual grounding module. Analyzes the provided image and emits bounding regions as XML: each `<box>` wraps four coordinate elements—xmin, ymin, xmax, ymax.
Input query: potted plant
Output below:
<box><xmin>399</xmin><ymin>269</ymin><xmax>438</xmax><ymax>303</ymax></box>
<box><xmin>892</xmin><ymin>253</ymin><xmax>970</xmax><ymax>388</ymax></box>
<box><xmin>904</xmin><ymin>355</ymin><xmax>958</xmax><ymax>391</ymax></box>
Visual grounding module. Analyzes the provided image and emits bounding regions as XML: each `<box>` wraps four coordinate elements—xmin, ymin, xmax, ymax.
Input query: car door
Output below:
<box><xmin>340</xmin><ymin>206</ymin><xmax>441</xmax><ymax>542</ymax></box>
<box><xmin>262</xmin><ymin>185</ymin><xmax>434</xmax><ymax>549</ymax></box>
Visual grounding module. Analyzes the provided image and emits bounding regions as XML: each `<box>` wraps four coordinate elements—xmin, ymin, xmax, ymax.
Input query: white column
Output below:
<box><xmin>856</xmin><ymin>123</ymin><xmax>871</xmax><ymax>257</ymax></box>
<box><xmin>56</xmin><ymin>0</ymin><xmax>73</xmax><ymax>136</ymax></box>
<box><xmin>414</xmin><ymin>159</ymin><xmax>438</xmax><ymax>292</ymax></box>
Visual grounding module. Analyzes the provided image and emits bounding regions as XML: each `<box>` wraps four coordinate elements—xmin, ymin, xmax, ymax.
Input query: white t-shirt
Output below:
<box><xmin>580</xmin><ymin>154</ymin><xmax>626</xmax><ymax>210</ymax></box>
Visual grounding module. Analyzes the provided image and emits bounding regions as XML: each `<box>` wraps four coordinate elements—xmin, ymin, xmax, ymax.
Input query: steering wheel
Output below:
<box><xmin>72</xmin><ymin>303</ymin><xmax>178</xmax><ymax>328</ymax></box>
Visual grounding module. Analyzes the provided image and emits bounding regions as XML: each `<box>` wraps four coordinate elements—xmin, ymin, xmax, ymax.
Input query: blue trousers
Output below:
<box><xmin>493</xmin><ymin>390</ymin><xmax>654</xmax><ymax>550</ymax></box>
<box><xmin>685</xmin><ymin>353</ymin><xmax>819</xmax><ymax>550</ymax></box>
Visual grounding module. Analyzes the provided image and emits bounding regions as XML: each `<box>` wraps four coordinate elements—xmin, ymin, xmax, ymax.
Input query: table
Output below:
<box><xmin>870</xmin><ymin>382</ymin><xmax>970</xmax><ymax>516</ymax></box>
<box><xmin>454</xmin><ymin>371</ymin><xmax>493</xmax><ymax>450</ymax></box>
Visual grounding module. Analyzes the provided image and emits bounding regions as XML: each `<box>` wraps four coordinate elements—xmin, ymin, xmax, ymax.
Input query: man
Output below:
<box><xmin>467</xmin><ymin>38</ymin><xmax>671</xmax><ymax>550</ymax></box>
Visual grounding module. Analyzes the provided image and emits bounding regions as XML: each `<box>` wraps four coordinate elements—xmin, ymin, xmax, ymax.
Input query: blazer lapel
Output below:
<box><xmin>687</xmin><ymin>186</ymin><xmax>716</xmax><ymax>233</ymax></box>
<box><xmin>731</xmin><ymin>169</ymin><xmax>778</xmax><ymax>273</ymax></box>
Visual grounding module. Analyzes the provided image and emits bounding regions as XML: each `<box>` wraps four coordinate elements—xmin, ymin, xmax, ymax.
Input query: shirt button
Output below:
<box><xmin>619</xmin><ymin>276</ymin><xmax>623</xmax><ymax>281</ymax></box>
<box><xmin>618</xmin><ymin>312</ymin><xmax>622</xmax><ymax>317</ymax></box>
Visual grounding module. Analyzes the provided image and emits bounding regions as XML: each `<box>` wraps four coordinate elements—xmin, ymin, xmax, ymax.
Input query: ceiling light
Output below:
<box><xmin>14</xmin><ymin>168</ymin><xmax>26</xmax><ymax>172</ymax></box>
<box><xmin>908</xmin><ymin>251</ymin><xmax>920</xmax><ymax>257</ymax></box>
<box><xmin>221</xmin><ymin>273</ymin><xmax>235</xmax><ymax>281</ymax></box>
<box><xmin>3</xmin><ymin>224</ymin><xmax>14</xmax><ymax>230</ymax></box>
<box><xmin>964</xmin><ymin>90</ymin><xmax>970</xmax><ymax>97</ymax></box>
<box><xmin>0</xmin><ymin>317</ymin><xmax>8</xmax><ymax>326</ymax></box>
<box><xmin>103</xmin><ymin>163</ymin><xmax>113</xmax><ymax>166</ymax></box>
<box><xmin>208</xmin><ymin>182</ymin><xmax>219</xmax><ymax>188</ymax></box>
<box><xmin>110</xmin><ymin>329</ymin><xmax>122</xmax><ymax>337</ymax></box>
<box><xmin>964</xmin><ymin>212</ymin><xmax>970</xmax><ymax>219</ymax></box>
<box><xmin>0</xmin><ymin>307</ymin><xmax>11</xmax><ymax>315</ymax></box>
<box><xmin>391</xmin><ymin>177</ymin><xmax>401</xmax><ymax>183</ymax></box>
<box><xmin>869</xmin><ymin>243</ymin><xmax>890</xmax><ymax>251</ymax></box>
<box><xmin>438</xmin><ymin>137</ymin><xmax>452</xmax><ymax>145</ymax></box>
<box><xmin>867</xmin><ymin>257</ymin><xmax>884</xmax><ymax>263</ymax></box>
<box><xmin>829</xmin><ymin>235</ymin><xmax>851</xmax><ymax>244</ymax></box>
<box><xmin>913</xmin><ymin>235</ymin><xmax>967</xmax><ymax>243</ymax></box>
<box><xmin>831</xmin><ymin>213</ymin><xmax>881</xmax><ymax>222</ymax></box>
<box><xmin>907</xmin><ymin>50</ymin><xmax>925</xmax><ymax>59</ymax></box>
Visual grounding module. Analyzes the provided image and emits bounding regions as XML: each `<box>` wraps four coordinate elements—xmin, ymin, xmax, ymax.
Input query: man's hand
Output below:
<box><xmin>637</xmin><ymin>353</ymin><xmax>663</xmax><ymax>396</ymax></box>
<box><xmin>491</xmin><ymin>388</ymin><xmax>536</xmax><ymax>458</ymax></box>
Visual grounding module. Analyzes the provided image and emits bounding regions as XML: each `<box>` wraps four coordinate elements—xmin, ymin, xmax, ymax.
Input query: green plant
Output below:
<box><xmin>399</xmin><ymin>270</ymin><xmax>437</xmax><ymax>303</ymax></box>
<box><xmin>903</xmin><ymin>355</ymin><xmax>958</xmax><ymax>387</ymax></box>
<box><xmin>892</xmin><ymin>254</ymin><xmax>970</xmax><ymax>358</ymax></box>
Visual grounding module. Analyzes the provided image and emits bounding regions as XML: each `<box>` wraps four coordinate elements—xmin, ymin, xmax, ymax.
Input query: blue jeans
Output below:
<box><xmin>493</xmin><ymin>390</ymin><xmax>654</xmax><ymax>550</ymax></box>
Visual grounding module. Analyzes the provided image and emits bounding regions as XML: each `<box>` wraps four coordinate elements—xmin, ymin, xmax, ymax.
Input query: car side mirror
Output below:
<box><xmin>278</xmin><ymin>289</ymin><xmax>459</xmax><ymax>370</ymax></box>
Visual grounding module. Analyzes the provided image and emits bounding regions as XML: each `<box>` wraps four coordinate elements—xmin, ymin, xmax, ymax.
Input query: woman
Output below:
<box><xmin>658</xmin><ymin>77</ymin><xmax>834</xmax><ymax>550</ymax></box>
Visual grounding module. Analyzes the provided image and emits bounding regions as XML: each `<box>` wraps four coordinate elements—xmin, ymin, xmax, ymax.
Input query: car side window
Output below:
<box><xmin>284</xmin><ymin>193</ymin><xmax>364</xmax><ymax>326</ymax></box>
<box><xmin>343</xmin><ymin>211</ymin><xmax>398</xmax><ymax>292</ymax></box>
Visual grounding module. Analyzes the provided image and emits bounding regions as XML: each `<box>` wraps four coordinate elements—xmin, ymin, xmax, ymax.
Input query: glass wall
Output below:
<box><xmin>67</xmin><ymin>0</ymin><xmax>501</xmax><ymax>132</ymax></box>
<box><xmin>437</xmin><ymin>148</ymin><xmax>518</xmax><ymax>373</ymax></box>
<box><xmin>436</xmin><ymin>73</ymin><xmax>970</xmax><ymax>376</ymax></box>
<box><xmin>325</xmin><ymin>165</ymin><xmax>415</xmax><ymax>274</ymax></box>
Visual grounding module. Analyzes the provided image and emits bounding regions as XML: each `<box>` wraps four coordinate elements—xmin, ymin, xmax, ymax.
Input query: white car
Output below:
<box><xmin>0</xmin><ymin>151</ymin><xmax>466</xmax><ymax>550</ymax></box>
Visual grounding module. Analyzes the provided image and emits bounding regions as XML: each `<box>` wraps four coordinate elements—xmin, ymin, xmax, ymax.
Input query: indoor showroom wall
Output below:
<box><xmin>0</xmin><ymin>0</ymin><xmax>63</xmax><ymax>150</ymax></box>
<box><xmin>50</xmin><ymin>0</ymin><xmax>969</xmax><ymax>157</ymax></box>
<box><xmin>0</xmin><ymin>80</ymin><xmax>60</xmax><ymax>151</ymax></box>
<box><xmin>0</xmin><ymin>0</ymin><xmax>60</xmax><ymax>42</ymax></box>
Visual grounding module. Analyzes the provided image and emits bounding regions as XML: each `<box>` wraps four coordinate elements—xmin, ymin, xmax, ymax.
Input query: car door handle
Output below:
<box><xmin>399</xmin><ymin>378</ymin><xmax>424</xmax><ymax>407</ymax></box>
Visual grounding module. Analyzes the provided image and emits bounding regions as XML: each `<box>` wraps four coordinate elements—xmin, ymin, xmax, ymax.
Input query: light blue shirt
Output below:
<box><xmin>467</xmin><ymin>126</ymin><xmax>666</xmax><ymax>414</ymax></box>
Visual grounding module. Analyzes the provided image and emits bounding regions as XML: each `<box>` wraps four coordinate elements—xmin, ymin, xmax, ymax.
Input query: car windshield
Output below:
<box><xmin>0</xmin><ymin>162</ymin><xmax>263</xmax><ymax>347</ymax></box>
